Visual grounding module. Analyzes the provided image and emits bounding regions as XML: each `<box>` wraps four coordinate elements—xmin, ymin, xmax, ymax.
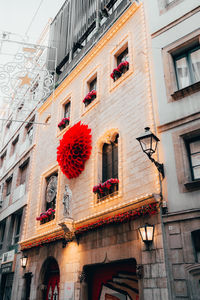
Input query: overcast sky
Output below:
<box><xmin>0</xmin><ymin>0</ymin><xmax>66</xmax><ymax>42</ymax></box>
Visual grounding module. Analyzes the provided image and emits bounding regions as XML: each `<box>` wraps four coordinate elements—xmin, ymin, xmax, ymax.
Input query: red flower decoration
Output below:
<box><xmin>57</xmin><ymin>121</ymin><xmax>92</xmax><ymax>179</ymax></box>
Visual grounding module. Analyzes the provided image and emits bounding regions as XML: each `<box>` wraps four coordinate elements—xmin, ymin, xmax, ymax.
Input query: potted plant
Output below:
<box><xmin>93</xmin><ymin>178</ymin><xmax>119</xmax><ymax>199</ymax></box>
<box><xmin>117</xmin><ymin>61</ymin><xmax>129</xmax><ymax>74</ymax></box>
<box><xmin>58</xmin><ymin>117</ymin><xmax>70</xmax><ymax>130</ymax></box>
<box><xmin>83</xmin><ymin>90</ymin><xmax>97</xmax><ymax>107</ymax></box>
<box><xmin>110</xmin><ymin>68</ymin><xmax>122</xmax><ymax>82</ymax></box>
<box><xmin>36</xmin><ymin>208</ymin><xmax>55</xmax><ymax>224</ymax></box>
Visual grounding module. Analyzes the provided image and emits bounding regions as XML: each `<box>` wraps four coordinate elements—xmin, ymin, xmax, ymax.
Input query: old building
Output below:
<box><xmin>145</xmin><ymin>0</ymin><xmax>200</xmax><ymax>299</ymax></box>
<box><xmin>0</xmin><ymin>25</ymin><xmax>51</xmax><ymax>300</ymax></box>
<box><xmin>19</xmin><ymin>0</ymin><xmax>170</xmax><ymax>299</ymax></box>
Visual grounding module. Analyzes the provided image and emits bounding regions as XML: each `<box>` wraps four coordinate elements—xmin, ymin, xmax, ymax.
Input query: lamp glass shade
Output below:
<box><xmin>139</xmin><ymin>224</ymin><xmax>154</xmax><ymax>242</ymax></box>
<box><xmin>20</xmin><ymin>256</ymin><xmax>28</xmax><ymax>268</ymax></box>
<box><xmin>137</xmin><ymin>127</ymin><xmax>159</xmax><ymax>157</ymax></box>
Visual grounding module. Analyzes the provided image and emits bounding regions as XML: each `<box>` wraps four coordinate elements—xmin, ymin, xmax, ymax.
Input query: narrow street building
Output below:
<box><xmin>0</xmin><ymin>25</ymin><xmax>51</xmax><ymax>300</ymax></box>
<box><xmin>19</xmin><ymin>0</ymin><xmax>170</xmax><ymax>299</ymax></box>
<box><xmin>145</xmin><ymin>0</ymin><xmax>200</xmax><ymax>299</ymax></box>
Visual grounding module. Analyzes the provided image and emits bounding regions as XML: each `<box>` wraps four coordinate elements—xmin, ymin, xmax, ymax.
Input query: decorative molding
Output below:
<box><xmin>157</xmin><ymin>112</ymin><xmax>200</xmax><ymax>133</ymax></box>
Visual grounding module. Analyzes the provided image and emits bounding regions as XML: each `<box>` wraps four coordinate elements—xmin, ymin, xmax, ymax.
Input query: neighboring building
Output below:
<box><xmin>0</xmin><ymin>24</ymin><xmax>51</xmax><ymax>300</ymax></box>
<box><xmin>145</xmin><ymin>0</ymin><xmax>200</xmax><ymax>299</ymax></box>
<box><xmin>19</xmin><ymin>0</ymin><xmax>170</xmax><ymax>300</ymax></box>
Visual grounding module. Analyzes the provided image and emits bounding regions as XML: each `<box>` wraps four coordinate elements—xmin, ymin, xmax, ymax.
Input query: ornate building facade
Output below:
<box><xmin>19</xmin><ymin>0</ymin><xmax>169</xmax><ymax>299</ymax></box>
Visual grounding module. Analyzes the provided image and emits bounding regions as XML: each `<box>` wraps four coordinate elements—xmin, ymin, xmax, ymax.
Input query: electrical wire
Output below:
<box><xmin>25</xmin><ymin>0</ymin><xmax>45</xmax><ymax>36</ymax></box>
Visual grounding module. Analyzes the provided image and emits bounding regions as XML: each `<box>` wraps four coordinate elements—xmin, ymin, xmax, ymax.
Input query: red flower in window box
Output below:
<box><xmin>110</xmin><ymin>68</ymin><xmax>121</xmax><ymax>81</ymax></box>
<box><xmin>83</xmin><ymin>90</ymin><xmax>97</xmax><ymax>106</ymax></box>
<box><xmin>117</xmin><ymin>61</ymin><xmax>129</xmax><ymax>73</ymax></box>
<box><xmin>36</xmin><ymin>209</ymin><xmax>55</xmax><ymax>224</ymax></box>
<box><xmin>58</xmin><ymin>118</ymin><xmax>70</xmax><ymax>130</ymax></box>
<box><xmin>110</xmin><ymin>61</ymin><xmax>129</xmax><ymax>81</ymax></box>
<box><xmin>57</xmin><ymin>121</ymin><xmax>92</xmax><ymax>179</ymax></box>
<box><xmin>93</xmin><ymin>178</ymin><xmax>119</xmax><ymax>198</ymax></box>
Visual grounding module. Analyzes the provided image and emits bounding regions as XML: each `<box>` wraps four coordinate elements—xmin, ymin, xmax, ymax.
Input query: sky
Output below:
<box><xmin>0</xmin><ymin>0</ymin><xmax>66</xmax><ymax>113</ymax></box>
<box><xmin>0</xmin><ymin>0</ymin><xmax>66</xmax><ymax>42</ymax></box>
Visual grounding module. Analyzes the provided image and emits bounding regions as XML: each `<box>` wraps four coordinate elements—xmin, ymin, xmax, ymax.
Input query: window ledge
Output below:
<box><xmin>184</xmin><ymin>179</ymin><xmax>200</xmax><ymax>191</ymax></box>
<box><xmin>171</xmin><ymin>81</ymin><xmax>200</xmax><ymax>101</ymax></box>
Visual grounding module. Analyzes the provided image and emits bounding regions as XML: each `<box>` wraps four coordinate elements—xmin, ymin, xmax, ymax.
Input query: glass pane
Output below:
<box><xmin>193</xmin><ymin>166</ymin><xmax>200</xmax><ymax>180</ymax></box>
<box><xmin>191</xmin><ymin>153</ymin><xmax>200</xmax><ymax>167</ymax></box>
<box><xmin>175</xmin><ymin>57</ymin><xmax>190</xmax><ymax>89</ymax></box>
<box><xmin>190</xmin><ymin>140</ymin><xmax>200</xmax><ymax>154</ymax></box>
<box><xmin>191</xmin><ymin>49</ymin><xmax>200</xmax><ymax>83</ymax></box>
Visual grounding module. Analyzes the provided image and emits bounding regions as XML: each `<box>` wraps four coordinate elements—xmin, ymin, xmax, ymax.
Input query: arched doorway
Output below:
<box><xmin>38</xmin><ymin>257</ymin><xmax>60</xmax><ymax>300</ymax></box>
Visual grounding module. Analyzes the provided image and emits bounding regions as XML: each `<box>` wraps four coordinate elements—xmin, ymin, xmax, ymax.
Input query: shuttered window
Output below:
<box><xmin>102</xmin><ymin>134</ymin><xmax>118</xmax><ymax>182</ymax></box>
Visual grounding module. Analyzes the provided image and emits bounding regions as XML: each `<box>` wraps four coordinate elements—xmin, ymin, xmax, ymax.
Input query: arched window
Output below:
<box><xmin>102</xmin><ymin>134</ymin><xmax>118</xmax><ymax>182</ymax></box>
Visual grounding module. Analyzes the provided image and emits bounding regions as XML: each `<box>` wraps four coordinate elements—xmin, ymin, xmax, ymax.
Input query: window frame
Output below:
<box><xmin>0</xmin><ymin>219</ymin><xmax>6</xmax><ymax>249</ymax></box>
<box><xmin>93</xmin><ymin>129</ymin><xmax>122</xmax><ymax>206</ymax></box>
<box><xmin>185</xmin><ymin>137</ymin><xmax>200</xmax><ymax>181</ymax></box>
<box><xmin>11</xmin><ymin>210</ymin><xmax>23</xmax><ymax>245</ymax></box>
<box><xmin>82</xmin><ymin>67</ymin><xmax>100</xmax><ymax>116</ymax></box>
<box><xmin>57</xmin><ymin>95</ymin><xmax>72</xmax><ymax>137</ymax></box>
<box><xmin>173</xmin><ymin>46</ymin><xmax>200</xmax><ymax>90</ymax></box>
<box><xmin>109</xmin><ymin>33</ymin><xmax>133</xmax><ymax>92</ymax></box>
<box><xmin>102</xmin><ymin>134</ymin><xmax>119</xmax><ymax>182</ymax></box>
<box><xmin>19</xmin><ymin>158</ymin><xmax>30</xmax><ymax>186</ymax></box>
<box><xmin>162</xmin><ymin>30</ymin><xmax>200</xmax><ymax>102</ymax></box>
<box><xmin>6</xmin><ymin>176</ymin><xmax>12</xmax><ymax>196</ymax></box>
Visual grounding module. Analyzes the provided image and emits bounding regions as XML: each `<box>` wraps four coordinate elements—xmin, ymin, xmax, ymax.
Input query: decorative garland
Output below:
<box><xmin>75</xmin><ymin>202</ymin><xmax>158</xmax><ymax>236</ymax></box>
<box><xmin>21</xmin><ymin>232</ymin><xmax>65</xmax><ymax>250</ymax></box>
<box><xmin>58</xmin><ymin>117</ymin><xmax>70</xmax><ymax>130</ymax></box>
<box><xmin>57</xmin><ymin>121</ymin><xmax>92</xmax><ymax>179</ymax></box>
<box><xmin>21</xmin><ymin>203</ymin><xmax>158</xmax><ymax>250</ymax></box>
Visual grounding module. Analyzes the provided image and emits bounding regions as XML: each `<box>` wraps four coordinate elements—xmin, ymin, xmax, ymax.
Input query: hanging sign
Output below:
<box><xmin>64</xmin><ymin>282</ymin><xmax>74</xmax><ymax>300</ymax></box>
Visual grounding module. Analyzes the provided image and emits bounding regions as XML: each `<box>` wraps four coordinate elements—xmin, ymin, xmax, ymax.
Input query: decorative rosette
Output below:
<box><xmin>57</xmin><ymin>121</ymin><xmax>92</xmax><ymax>179</ymax></box>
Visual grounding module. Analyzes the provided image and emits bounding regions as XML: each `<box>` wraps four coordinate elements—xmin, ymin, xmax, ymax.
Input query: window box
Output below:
<box><xmin>83</xmin><ymin>90</ymin><xmax>97</xmax><ymax>107</ymax></box>
<box><xmin>36</xmin><ymin>208</ymin><xmax>55</xmax><ymax>225</ymax></box>
<box><xmin>110</xmin><ymin>61</ymin><xmax>129</xmax><ymax>82</ymax></box>
<box><xmin>93</xmin><ymin>178</ymin><xmax>119</xmax><ymax>200</ymax></box>
<box><xmin>58</xmin><ymin>118</ymin><xmax>70</xmax><ymax>131</ymax></box>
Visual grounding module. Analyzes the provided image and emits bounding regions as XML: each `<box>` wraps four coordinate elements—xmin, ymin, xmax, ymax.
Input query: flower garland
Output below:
<box><xmin>57</xmin><ymin>121</ymin><xmax>92</xmax><ymax>179</ymax></box>
<box><xmin>83</xmin><ymin>90</ymin><xmax>96</xmax><ymax>105</ymax></box>
<box><xmin>93</xmin><ymin>178</ymin><xmax>119</xmax><ymax>197</ymax></box>
<box><xmin>110</xmin><ymin>61</ymin><xmax>129</xmax><ymax>81</ymax></box>
<box><xmin>36</xmin><ymin>208</ymin><xmax>55</xmax><ymax>221</ymax></box>
<box><xmin>21</xmin><ymin>232</ymin><xmax>65</xmax><ymax>250</ymax></box>
<box><xmin>21</xmin><ymin>203</ymin><xmax>158</xmax><ymax>250</ymax></box>
<box><xmin>58</xmin><ymin>117</ymin><xmax>70</xmax><ymax>130</ymax></box>
<box><xmin>75</xmin><ymin>202</ymin><xmax>158</xmax><ymax>236</ymax></box>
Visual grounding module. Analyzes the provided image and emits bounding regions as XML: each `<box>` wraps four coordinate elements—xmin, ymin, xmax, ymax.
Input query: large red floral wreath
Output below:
<box><xmin>57</xmin><ymin>122</ymin><xmax>92</xmax><ymax>179</ymax></box>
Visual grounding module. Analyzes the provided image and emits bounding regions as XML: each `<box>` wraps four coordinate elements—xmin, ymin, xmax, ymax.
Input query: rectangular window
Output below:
<box><xmin>11</xmin><ymin>135</ymin><xmax>19</xmax><ymax>155</ymax></box>
<box><xmin>25</xmin><ymin>117</ymin><xmax>35</xmax><ymax>144</ymax></box>
<box><xmin>174</xmin><ymin>47</ymin><xmax>200</xmax><ymax>90</ymax></box>
<box><xmin>11</xmin><ymin>211</ymin><xmax>22</xmax><ymax>244</ymax></box>
<box><xmin>89</xmin><ymin>77</ymin><xmax>97</xmax><ymax>92</ymax></box>
<box><xmin>0</xmin><ymin>151</ymin><xmax>6</xmax><ymax>168</ymax></box>
<box><xmin>6</xmin><ymin>176</ymin><xmax>12</xmax><ymax>196</ymax></box>
<box><xmin>19</xmin><ymin>159</ymin><xmax>29</xmax><ymax>185</ymax></box>
<box><xmin>192</xmin><ymin>230</ymin><xmax>200</xmax><ymax>262</ymax></box>
<box><xmin>186</xmin><ymin>137</ymin><xmax>200</xmax><ymax>180</ymax></box>
<box><xmin>64</xmin><ymin>102</ymin><xmax>71</xmax><ymax>119</ymax></box>
<box><xmin>102</xmin><ymin>135</ymin><xmax>118</xmax><ymax>182</ymax></box>
<box><xmin>0</xmin><ymin>219</ymin><xmax>6</xmax><ymax>250</ymax></box>
<box><xmin>117</xmin><ymin>47</ymin><xmax>129</xmax><ymax>65</ymax></box>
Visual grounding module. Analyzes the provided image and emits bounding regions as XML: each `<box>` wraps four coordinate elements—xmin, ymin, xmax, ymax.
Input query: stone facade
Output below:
<box><xmin>19</xmin><ymin>1</ymin><xmax>169</xmax><ymax>299</ymax></box>
<box><xmin>145</xmin><ymin>0</ymin><xmax>200</xmax><ymax>299</ymax></box>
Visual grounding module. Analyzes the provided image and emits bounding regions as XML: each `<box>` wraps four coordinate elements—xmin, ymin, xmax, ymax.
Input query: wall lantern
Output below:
<box><xmin>136</xmin><ymin>127</ymin><xmax>165</xmax><ymax>178</ymax></box>
<box><xmin>20</xmin><ymin>255</ymin><xmax>28</xmax><ymax>268</ymax></box>
<box><xmin>138</xmin><ymin>223</ymin><xmax>154</xmax><ymax>250</ymax></box>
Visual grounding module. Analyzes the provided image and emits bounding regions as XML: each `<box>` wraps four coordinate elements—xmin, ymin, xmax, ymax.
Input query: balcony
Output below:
<box><xmin>47</xmin><ymin>0</ymin><xmax>135</xmax><ymax>82</ymax></box>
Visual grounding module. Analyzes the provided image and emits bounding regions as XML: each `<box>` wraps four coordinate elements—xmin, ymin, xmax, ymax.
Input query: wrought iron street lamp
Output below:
<box><xmin>136</xmin><ymin>127</ymin><xmax>165</xmax><ymax>178</ymax></box>
<box><xmin>20</xmin><ymin>255</ymin><xmax>28</xmax><ymax>268</ymax></box>
<box><xmin>138</xmin><ymin>223</ymin><xmax>155</xmax><ymax>250</ymax></box>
